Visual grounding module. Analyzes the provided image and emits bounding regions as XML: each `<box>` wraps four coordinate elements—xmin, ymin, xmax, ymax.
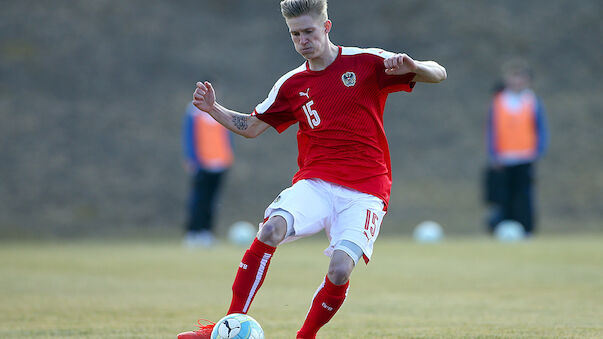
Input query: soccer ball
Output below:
<box><xmin>211</xmin><ymin>313</ymin><xmax>264</xmax><ymax>339</ymax></box>
<box><xmin>228</xmin><ymin>221</ymin><xmax>257</xmax><ymax>246</ymax></box>
<box><xmin>412</xmin><ymin>220</ymin><xmax>444</xmax><ymax>243</ymax></box>
<box><xmin>494</xmin><ymin>220</ymin><xmax>525</xmax><ymax>242</ymax></box>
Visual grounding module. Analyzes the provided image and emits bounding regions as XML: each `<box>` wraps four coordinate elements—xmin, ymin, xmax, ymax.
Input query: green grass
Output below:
<box><xmin>1</xmin><ymin>235</ymin><xmax>602</xmax><ymax>338</ymax></box>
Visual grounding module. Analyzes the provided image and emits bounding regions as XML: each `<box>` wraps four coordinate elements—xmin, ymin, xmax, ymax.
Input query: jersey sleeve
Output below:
<box><xmin>373</xmin><ymin>49</ymin><xmax>416</xmax><ymax>93</ymax></box>
<box><xmin>252</xmin><ymin>77</ymin><xmax>298</xmax><ymax>133</ymax></box>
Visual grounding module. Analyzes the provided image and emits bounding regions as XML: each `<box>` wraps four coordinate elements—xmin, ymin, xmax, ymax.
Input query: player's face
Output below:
<box><xmin>505</xmin><ymin>72</ymin><xmax>530</xmax><ymax>92</ymax></box>
<box><xmin>286</xmin><ymin>14</ymin><xmax>330</xmax><ymax>60</ymax></box>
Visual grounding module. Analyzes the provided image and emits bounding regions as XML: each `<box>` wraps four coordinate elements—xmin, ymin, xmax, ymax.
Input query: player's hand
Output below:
<box><xmin>384</xmin><ymin>53</ymin><xmax>418</xmax><ymax>75</ymax></box>
<box><xmin>193</xmin><ymin>81</ymin><xmax>216</xmax><ymax>112</ymax></box>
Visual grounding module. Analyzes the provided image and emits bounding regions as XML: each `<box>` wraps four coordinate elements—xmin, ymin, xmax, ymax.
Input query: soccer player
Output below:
<box><xmin>178</xmin><ymin>0</ymin><xmax>446</xmax><ymax>338</ymax></box>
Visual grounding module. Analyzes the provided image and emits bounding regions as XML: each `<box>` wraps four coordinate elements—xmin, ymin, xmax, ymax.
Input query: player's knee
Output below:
<box><xmin>327</xmin><ymin>259</ymin><xmax>354</xmax><ymax>285</ymax></box>
<box><xmin>257</xmin><ymin>217</ymin><xmax>286</xmax><ymax>246</ymax></box>
<box><xmin>327</xmin><ymin>264</ymin><xmax>352</xmax><ymax>285</ymax></box>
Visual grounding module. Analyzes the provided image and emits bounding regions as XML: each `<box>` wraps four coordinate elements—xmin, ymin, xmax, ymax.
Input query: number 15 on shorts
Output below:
<box><xmin>364</xmin><ymin>209</ymin><xmax>380</xmax><ymax>241</ymax></box>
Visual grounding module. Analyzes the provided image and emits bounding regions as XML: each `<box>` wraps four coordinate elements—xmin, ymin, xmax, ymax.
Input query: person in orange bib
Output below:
<box><xmin>182</xmin><ymin>102</ymin><xmax>234</xmax><ymax>247</ymax></box>
<box><xmin>485</xmin><ymin>59</ymin><xmax>548</xmax><ymax>236</ymax></box>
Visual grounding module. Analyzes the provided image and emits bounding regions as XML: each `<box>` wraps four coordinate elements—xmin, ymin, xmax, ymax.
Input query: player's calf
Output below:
<box><xmin>297</xmin><ymin>275</ymin><xmax>350</xmax><ymax>339</ymax></box>
<box><xmin>227</xmin><ymin>237</ymin><xmax>277</xmax><ymax>314</ymax></box>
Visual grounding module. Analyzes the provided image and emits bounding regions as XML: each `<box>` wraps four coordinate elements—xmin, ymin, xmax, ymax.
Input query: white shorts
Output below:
<box><xmin>262</xmin><ymin>178</ymin><xmax>386</xmax><ymax>264</ymax></box>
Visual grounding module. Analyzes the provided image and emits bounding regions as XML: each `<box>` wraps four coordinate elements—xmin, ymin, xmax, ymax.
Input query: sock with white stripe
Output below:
<box><xmin>227</xmin><ymin>238</ymin><xmax>276</xmax><ymax>314</ymax></box>
<box><xmin>296</xmin><ymin>275</ymin><xmax>349</xmax><ymax>339</ymax></box>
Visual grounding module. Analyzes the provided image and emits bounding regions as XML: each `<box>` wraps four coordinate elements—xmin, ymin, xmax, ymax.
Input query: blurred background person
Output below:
<box><xmin>485</xmin><ymin>58</ymin><xmax>548</xmax><ymax>236</ymax></box>
<box><xmin>182</xmin><ymin>102</ymin><xmax>234</xmax><ymax>247</ymax></box>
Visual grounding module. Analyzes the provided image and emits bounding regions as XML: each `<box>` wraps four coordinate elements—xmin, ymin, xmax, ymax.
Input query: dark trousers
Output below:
<box><xmin>484</xmin><ymin>163</ymin><xmax>536</xmax><ymax>234</ymax></box>
<box><xmin>186</xmin><ymin>169</ymin><xmax>226</xmax><ymax>233</ymax></box>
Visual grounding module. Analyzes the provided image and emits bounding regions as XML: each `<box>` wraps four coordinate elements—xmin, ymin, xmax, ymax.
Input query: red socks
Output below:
<box><xmin>227</xmin><ymin>238</ymin><xmax>276</xmax><ymax>314</ymax></box>
<box><xmin>227</xmin><ymin>239</ymin><xmax>348</xmax><ymax>339</ymax></box>
<box><xmin>296</xmin><ymin>275</ymin><xmax>349</xmax><ymax>339</ymax></box>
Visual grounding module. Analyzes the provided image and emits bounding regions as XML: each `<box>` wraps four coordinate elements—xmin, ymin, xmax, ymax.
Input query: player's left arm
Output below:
<box><xmin>384</xmin><ymin>53</ymin><xmax>447</xmax><ymax>83</ymax></box>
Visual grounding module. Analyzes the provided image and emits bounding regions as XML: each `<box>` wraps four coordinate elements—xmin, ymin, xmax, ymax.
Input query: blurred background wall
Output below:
<box><xmin>1</xmin><ymin>0</ymin><xmax>601</xmax><ymax>238</ymax></box>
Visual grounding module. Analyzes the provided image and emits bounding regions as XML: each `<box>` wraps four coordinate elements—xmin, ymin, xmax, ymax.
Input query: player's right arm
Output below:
<box><xmin>193</xmin><ymin>81</ymin><xmax>270</xmax><ymax>138</ymax></box>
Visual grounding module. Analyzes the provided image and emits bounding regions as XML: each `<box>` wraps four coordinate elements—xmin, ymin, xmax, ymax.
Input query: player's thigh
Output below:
<box><xmin>329</xmin><ymin>195</ymin><xmax>385</xmax><ymax>263</ymax></box>
<box><xmin>264</xmin><ymin>179</ymin><xmax>331</xmax><ymax>240</ymax></box>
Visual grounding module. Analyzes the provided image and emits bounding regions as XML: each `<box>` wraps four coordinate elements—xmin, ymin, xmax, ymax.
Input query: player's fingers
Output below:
<box><xmin>205</xmin><ymin>81</ymin><xmax>214</xmax><ymax>93</ymax></box>
<box><xmin>391</xmin><ymin>55</ymin><xmax>403</xmax><ymax>68</ymax></box>
<box><xmin>194</xmin><ymin>87</ymin><xmax>207</xmax><ymax>97</ymax></box>
<box><xmin>396</xmin><ymin>54</ymin><xmax>404</xmax><ymax>66</ymax></box>
<box><xmin>193</xmin><ymin>89</ymin><xmax>206</xmax><ymax>98</ymax></box>
<box><xmin>196</xmin><ymin>81</ymin><xmax>207</xmax><ymax>91</ymax></box>
<box><xmin>384</xmin><ymin>58</ymin><xmax>393</xmax><ymax>70</ymax></box>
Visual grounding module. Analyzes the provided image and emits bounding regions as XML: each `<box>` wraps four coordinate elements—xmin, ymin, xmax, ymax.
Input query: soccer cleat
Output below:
<box><xmin>177</xmin><ymin>319</ymin><xmax>215</xmax><ymax>339</ymax></box>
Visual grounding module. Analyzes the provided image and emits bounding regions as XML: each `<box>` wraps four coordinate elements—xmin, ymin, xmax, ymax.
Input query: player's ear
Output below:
<box><xmin>324</xmin><ymin>20</ymin><xmax>332</xmax><ymax>34</ymax></box>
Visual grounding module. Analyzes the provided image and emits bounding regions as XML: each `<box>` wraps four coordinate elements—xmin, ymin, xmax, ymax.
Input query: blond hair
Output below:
<box><xmin>280</xmin><ymin>0</ymin><xmax>328</xmax><ymax>22</ymax></box>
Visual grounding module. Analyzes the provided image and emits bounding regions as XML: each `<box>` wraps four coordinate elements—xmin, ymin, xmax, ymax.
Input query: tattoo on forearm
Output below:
<box><xmin>232</xmin><ymin>115</ymin><xmax>248</xmax><ymax>130</ymax></box>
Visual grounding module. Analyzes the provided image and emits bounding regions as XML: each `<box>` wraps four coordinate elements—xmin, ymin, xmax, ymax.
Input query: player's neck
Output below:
<box><xmin>307</xmin><ymin>42</ymin><xmax>339</xmax><ymax>71</ymax></box>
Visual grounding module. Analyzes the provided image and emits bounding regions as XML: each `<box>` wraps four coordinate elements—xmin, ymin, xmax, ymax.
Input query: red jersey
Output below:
<box><xmin>252</xmin><ymin>46</ymin><xmax>415</xmax><ymax>206</ymax></box>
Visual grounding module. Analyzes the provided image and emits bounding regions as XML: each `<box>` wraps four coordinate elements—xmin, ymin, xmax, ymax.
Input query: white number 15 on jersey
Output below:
<box><xmin>302</xmin><ymin>100</ymin><xmax>321</xmax><ymax>129</ymax></box>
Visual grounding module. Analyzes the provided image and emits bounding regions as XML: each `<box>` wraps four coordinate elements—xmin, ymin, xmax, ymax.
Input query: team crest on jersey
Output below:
<box><xmin>341</xmin><ymin>71</ymin><xmax>356</xmax><ymax>87</ymax></box>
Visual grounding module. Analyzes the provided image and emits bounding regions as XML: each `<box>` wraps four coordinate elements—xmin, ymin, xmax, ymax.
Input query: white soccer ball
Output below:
<box><xmin>413</xmin><ymin>220</ymin><xmax>444</xmax><ymax>243</ymax></box>
<box><xmin>211</xmin><ymin>313</ymin><xmax>264</xmax><ymax>339</ymax></box>
<box><xmin>494</xmin><ymin>220</ymin><xmax>525</xmax><ymax>242</ymax></box>
<box><xmin>228</xmin><ymin>221</ymin><xmax>257</xmax><ymax>246</ymax></box>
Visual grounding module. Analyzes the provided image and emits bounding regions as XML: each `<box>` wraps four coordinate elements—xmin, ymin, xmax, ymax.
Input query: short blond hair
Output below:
<box><xmin>280</xmin><ymin>0</ymin><xmax>328</xmax><ymax>22</ymax></box>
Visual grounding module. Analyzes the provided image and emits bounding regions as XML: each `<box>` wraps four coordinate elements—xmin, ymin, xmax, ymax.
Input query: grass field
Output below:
<box><xmin>1</xmin><ymin>234</ymin><xmax>602</xmax><ymax>339</ymax></box>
